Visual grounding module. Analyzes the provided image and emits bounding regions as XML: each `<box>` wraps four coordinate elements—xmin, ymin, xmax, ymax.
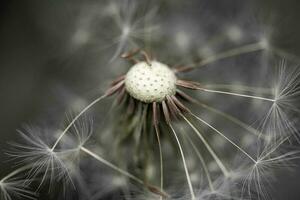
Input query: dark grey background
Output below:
<box><xmin>0</xmin><ymin>0</ymin><xmax>300</xmax><ymax>199</ymax></box>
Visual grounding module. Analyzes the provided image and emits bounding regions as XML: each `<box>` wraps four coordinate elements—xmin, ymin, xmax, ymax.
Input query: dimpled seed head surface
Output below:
<box><xmin>125</xmin><ymin>61</ymin><xmax>177</xmax><ymax>103</ymax></box>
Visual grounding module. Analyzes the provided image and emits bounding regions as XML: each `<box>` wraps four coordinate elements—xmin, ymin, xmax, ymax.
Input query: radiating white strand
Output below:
<box><xmin>80</xmin><ymin>146</ymin><xmax>143</xmax><ymax>184</ymax></box>
<box><xmin>154</xmin><ymin>126</ymin><xmax>164</xmax><ymax>200</ymax></box>
<box><xmin>169</xmin><ymin>124</ymin><xmax>195</xmax><ymax>200</ymax></box>
<box><xmin>189</xmin><ymin>42</ymin><xmax>265</xmax><ymax>69</ymax></box>
<box><xmin>0</xmin><ymin>165</ymin><xmax>32</xmax><ymax>183</ymax></box>
<box><xmin>181</xmin><ymin>114</ymin><xmax>230</xmax><ymax>177</ymax></box>
<box><xmin>185</xmin><ymin>133</ymin><xmax>215</xmax><ymax>191</ymax></box>
<box><xmin>51</xmin><ymin>94</ymin><xmax>107</xmax><ymax>151</ymax></box>
<box><xmin>197</xmin><ymin>88</ymin><xmax>275</xmax><ymax>102</ymax></box>
<box><xmin>190</xmin><ymin>113</ymin><xmax>256</xmax><ymax>164</ymax></box>
<box><xmin>197</xmin><ymin>101</ymin><xmax>265</xmax><ymax>139</ymax></box>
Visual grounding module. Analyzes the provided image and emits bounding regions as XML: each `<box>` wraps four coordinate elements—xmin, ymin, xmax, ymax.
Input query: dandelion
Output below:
<box><xmin>1</xmin><ymin>1</ymin><xmax>300</xmax><ymax>200</ymax></box>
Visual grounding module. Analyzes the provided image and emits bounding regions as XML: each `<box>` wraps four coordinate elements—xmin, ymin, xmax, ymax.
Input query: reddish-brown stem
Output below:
<box><xmin>105</xmin><ymin>81</ymin><xmax>125</xmax><ymax>96</ymax></box>
<box><xmin>140</xmin><ymin>50</ymin><xmax>152</xmax><ymax>66</ymax></box>
<box><xmin>110</xmin><ymin>75</ymin><xmax>125</xmax><ymax>86</ymax></box>
<box><xmin>152</xmin><ymin>102</ymin><xmax>159</xmax><ymax>126</ymax></box>
<box><xmin>176</xmin><ymin>80</ymin><xmax>201</xmax><ymax>90</ymax></box>
<box><xmin>116</xmin><ymin>87</ymin><xmax>126</xmax><ymax>104</ymax></box>
<box><xmin>172</xmin><ymin>65</ymin><xmax>194</xmax><ymax>73</ymax></box>
<box><xmin>166</xmin><ymin>96</ymin><xmax>180</xmax><ymax>119</ymax></box>
<box><xmin>146</xmin><ymin>184</ymin><xmax>169</xmax><ymax>199</ymax></box>
<box><xmin>127</xmin><ymin>97</ymin><xmax>135</xmax><ymax>115</ymax></box>
<box><xmin>121</xmin><ymin>48</ymin><xmax>140</xmax><ymax>59</ymax></box>
<box><xmin>162</xmin><ymin>101</ymin><xmax>170</xmax><ymax>124</ymax></box>
<box><xmin>171</xmin><ymin>95</ymin><xmax>190</xmax><ymax>113</ymax></box>
<box><xmin>176</xmin><ymin>90</ymin><xmax>198</xmax><ymax>104</ymax></box>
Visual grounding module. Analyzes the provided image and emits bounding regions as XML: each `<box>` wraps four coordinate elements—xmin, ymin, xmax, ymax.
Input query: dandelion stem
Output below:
<box><xmin>189</xmin><ymin>42</ymin><xmax>265</xmax><ymax>69</ymax></box>
<box><xmin>196</xmin><ymin>101</ymin><xmax>264</xmax><ymax>138</ymax></box>
<box><xmin>80</xmin><ymin>146</ymin><xmax>169</xmax><ymax>197</ymax></box>
<box><xmin>51</xmin><ymin>94</ymin><xmax>107</xmax><ymax>151</ymax></box>
<box><xmin>200</xmin><ymin>84</ymin><xmax>273</xmax><ymax>95</ymax></box>
<box><xmin>181</xmin><ymin>114</ymin><xmax>230</xmax><ymax>177</ymax></box>
<box><xmin>260</xmin><ymin>136</ymin><xmax>290</xmax><ymax>161</ymax></box>
<box><xmin>154</xmin><ymin>125</ymin><xmax>164</xmax><ymax>200</ymax></box>
<box><xmin>185</xmin><ymin>133</ymin><xmax>215</xmax><ymax>192</ymax></box>
<box><xmin>80</xmin><ymin>146</ymin><xmax>143</xmax><ymax>184</ymax></box>
<box><xmin>260</xmin><ymin>151</ymin><xmax>300</xmax><ymax>163</ymax></box>
<box><xmin>190</xmin><ymin>113</ymin><xmax>257</xmax><ymax>164</ymax></box>
<box><xmin>197</xmin><ymin>87</ymin><xmax>275</xmax><ymax>102</ymax></box>
<box><xmin>0</xmin><ymin>164</ymin><xmax>32</xmax><ymax>183</ymax></box>
<box><xmin>169</xmin><ymin>124</ymin><xmax>195</xmax><ymax>200</ymax></box>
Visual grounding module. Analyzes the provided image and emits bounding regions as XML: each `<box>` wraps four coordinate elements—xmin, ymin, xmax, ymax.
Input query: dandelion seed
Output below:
<box><xmin>0</xmin><ymin>179</ymin><xmax>36</xmax><ymax>200</ymax></box>
<box><xmin>7</xmin><ymin>127</ymin><xmax>75</xmax><ymax>189</ymax></box>
<box><xmin>242</xmin><ymin>135</ymin><xmax>300</xmax><ymax>200</ymax></box>
<box><xmin>0</xmin><ymin>167</ymin><xmax>36</xmax><ymax>200</ymax></box>
<box><xmin>255</xmin><ymin>59</ymin><xmax>300</xmax><ymax>142</ymax></box>
<box><xmin>105</xmin><ymin>0</ymin><xmax>159</xmax><ymax>61</ymax></box>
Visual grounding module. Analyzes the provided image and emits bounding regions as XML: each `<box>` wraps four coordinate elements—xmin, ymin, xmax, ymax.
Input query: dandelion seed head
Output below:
<box><xmin>6</xmin><ymin>125</ymin><xmax>81</xmax><ymax>190</ymax></box>
<box><xmin>0</xmin><ymin>177</ymin><xmax>36</xmax><ymax>200</ymax></box>
<box><xmin>254</xmin><ymin>59</ymin><xmax>300</xmax><ymax>142</ymax></box>
<box><xmin>125</xmin><ymin>61</ymin><xmax>177</xmax><ymax>103</ymax></box>
<box><xmin>105</xmin><ymin>0</ymin><xmax>159</xmax><ymax>61</ymax></box>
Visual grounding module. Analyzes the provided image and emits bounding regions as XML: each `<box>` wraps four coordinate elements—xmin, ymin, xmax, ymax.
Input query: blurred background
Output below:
<box><xmin>0</xmin><ymin>0</ymin><xmax>300</xmax><ymax>199</ymax></box>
